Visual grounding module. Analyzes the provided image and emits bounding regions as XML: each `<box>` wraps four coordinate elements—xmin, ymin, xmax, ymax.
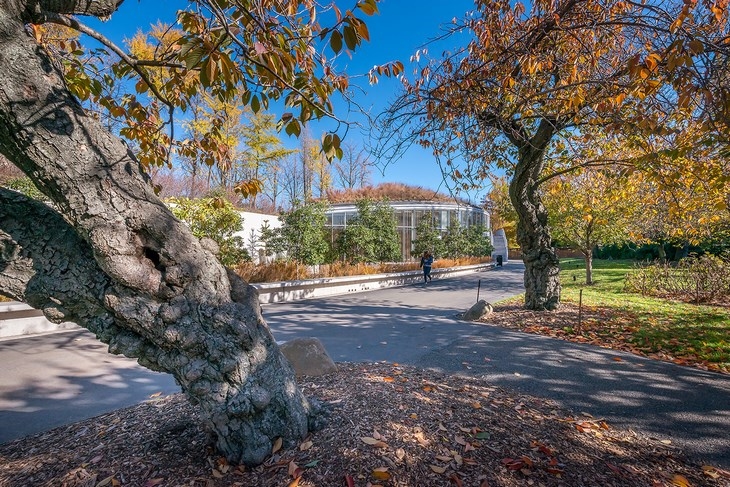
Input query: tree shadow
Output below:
<box><xmin>0</xmin><ymin>330</ymin><xmax>178</xmax><ymax>444</ymax></box>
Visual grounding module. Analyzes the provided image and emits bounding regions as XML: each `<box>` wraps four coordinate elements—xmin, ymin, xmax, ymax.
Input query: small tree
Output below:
<box><xmin>441</xmin><ymin>220</ymin><xmax>469</xmax><ymax>259</ymax></box>
<box><xmin>412</xmin><ymin>213</ymin><xmax>443</xmax><ymax>258</ymax></box>
<box><xmin>259</xmin><ymin>221</ymin><xmax>286</xmax><ymax>260</ymax></box>
<box><xmin>168</xmin><ymin>196</ymin><xmax>250</xmax><ymax>267</ymax></box>
<box><xmin>336</xmin><ymin>198</ymin><xmax>400</xmax><ymax>263</ymax></box>
<box><xmin>545</xmin><ymin>169</ymin><xmax>634</xmax><ymax>284</ymax></box>
<box><xmin>465</xmin><ymin>224</ymin><xmax>494</xmax><ymax>258</ymax></box>
<box><xmin>279</xmin><ymin>202</ymin><xmax>330</xmax><ymax>265</ymax></box>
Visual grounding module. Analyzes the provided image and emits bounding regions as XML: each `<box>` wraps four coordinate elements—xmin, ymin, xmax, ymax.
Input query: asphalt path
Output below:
<box><xmin>263</xmin><ymin>262</ymin><xmax>730</xmax><ymax>469</ymax></box>
<box><xmin>1</xmin><ymin>261</ymin><xmax>728</xmax><ymax>469</ymax></box>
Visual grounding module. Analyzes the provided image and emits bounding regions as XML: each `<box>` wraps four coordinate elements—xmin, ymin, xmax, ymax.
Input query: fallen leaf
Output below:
<box><xmin>211</xmin><ymin>469</ymin><xmax>223</xmax><ymax>479</ymax></box>
<box><xmin>702</xmin><ymin>466</ymin><xmax>720</xmax><ymax>479</ymax></box>
<box><xmin>449</xmin><ymin>472</ymin><xmax>464</xmax><ymax>486</ymax></box>
<box><xmin>95</xmin><ymin>476</ymin><xmax>115</xmax><ymax>487</ymax></box>
<box><xmin>288</xmin><ymin>461</ymin><xmax>302</xmax><ymax>478</ymax></box>
<box><xmin>372</xmin><ymin>467</ymin><xmax>391</xmax><ymax>480</ymax></box>
<box><xmin>303</xmin><ymin>460</ymin><xmax>319</xmax><ymax>468</ymax></box>
<box><xmin>287</xmin><ymin>477</ymin><xmax>301</xmax><ymax>487</ymax></box>
<box><xmin>430</xmin><ymin>465</ymin><xmax>447</xmax><ymax>474</ymax></box>
<box><xmin>671</xmin><ymin>474</ymin><xmax>691</xmax><ymax>487</ymax></box>
<box><xmin>361</xmin><ymin>436</ymin><xmax>388</xmax><ymax>448</ymax></box>
<box><xmin>383</xmin><ymin>376</ymin><xmax>395</xmax><ymax>382</ymax></box>
<box><xmin>143</xmin><ymin>479</ymin><xmax>164</xmax><ymax>487</ymax></box>
<box><xmin>272</xmin><ymin>437</ymin><xmax>283</xmax><ymax>454</ymax></box>
<box><xmin>149</xmin><ymin>392</ymin><xmax>162</xmax><ymax>398</ymax></box>
<box><xmin>414</xmin><ymin>431</ymin><xmax>430</xmax><ymax>446</ymax></box>
<box><xmin>299</xmin><ymin>440</ymin><xmax>313</xmax><ymax>451</ymax></box>
<box><xmin>344</xmin><ymin>474</ymin><xmax>355</xmax><ymax>487</ymax></box>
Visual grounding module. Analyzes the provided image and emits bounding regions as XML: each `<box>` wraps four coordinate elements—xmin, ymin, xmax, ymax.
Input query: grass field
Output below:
<box><xmin>558</xmin><ymin>258</ymin><xmax>730</xmax><ymax>372</ymax></box>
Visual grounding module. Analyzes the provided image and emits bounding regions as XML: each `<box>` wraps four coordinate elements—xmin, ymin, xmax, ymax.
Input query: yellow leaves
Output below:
<box><xmin>645</xmin><ymin>53</ymin><xmax>662</xmax><ymax>72</ymax></box>
<box><xmin>670</xmin><ymin>473</ymin><xmax>691</xmax><ymax>487</ymax></box>
<box><xmin>356</xmin><ymin>0</ymin><xmax>379</xmax><ymax>16</ymax></box>
<box><xmin>234</xmin><ymin>179</ymin><xmax>263</xmax><ymax>199</ymax></box>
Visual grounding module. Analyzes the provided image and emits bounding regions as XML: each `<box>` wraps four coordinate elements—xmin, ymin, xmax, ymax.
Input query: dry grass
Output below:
<box><xmin>236</xmin><ymin>258</ymin><xmax>490</xmax><ymax>283</ymax></box>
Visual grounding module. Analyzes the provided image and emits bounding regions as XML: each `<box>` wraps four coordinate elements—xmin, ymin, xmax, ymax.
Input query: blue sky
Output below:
<box><xmin>88</xmin><ymin>0</ymin><xmax>485</xmax><ymax>202</ymax></box>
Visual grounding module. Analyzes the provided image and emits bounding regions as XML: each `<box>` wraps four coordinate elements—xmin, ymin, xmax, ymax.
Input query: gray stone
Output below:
<box><xmin>279</xmin><ymin>337</ymin><xmax>338</xmax><ymax>377</ymax></box>
<box><xmin>463</xmin><ymin>299</ymin><xmax>493</xmax><ymax>321</ymax></box>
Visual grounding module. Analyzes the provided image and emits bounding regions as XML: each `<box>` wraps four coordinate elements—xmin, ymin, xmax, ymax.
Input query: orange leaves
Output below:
<box><xmin>371</xmin><ymin>466</ymin><xmax>391</xmax><ymax>480</ymax></box>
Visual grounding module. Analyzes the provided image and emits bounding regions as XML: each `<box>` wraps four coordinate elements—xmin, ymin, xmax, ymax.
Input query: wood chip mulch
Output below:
<box><xmin>1</xmin><ymin>362</ymin><xmax>729</xmax><ymax>487</ymax></box>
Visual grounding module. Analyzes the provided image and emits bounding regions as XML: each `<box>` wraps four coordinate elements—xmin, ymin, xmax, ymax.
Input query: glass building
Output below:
<box><xmin>324</xmin><ymin>201</ymin><xmax>491</xmax><ymax>261</ymax></box>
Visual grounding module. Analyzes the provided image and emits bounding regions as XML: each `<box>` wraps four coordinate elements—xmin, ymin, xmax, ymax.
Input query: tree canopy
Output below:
<box><xmin>377</xmin><ymin>0</ymin><xmax>730</xmax><ymax>309</ymax></box>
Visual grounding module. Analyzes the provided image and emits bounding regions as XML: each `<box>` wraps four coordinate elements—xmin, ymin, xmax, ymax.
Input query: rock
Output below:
<box><xmin>280</xmin><ymin>337</ymin><xmax>338</xmax><ymax>377</ymax></box>
<box><xmin>463</xmin><ymin>300</ymin><xmax>493</xmax><ymax>321</ymax></box>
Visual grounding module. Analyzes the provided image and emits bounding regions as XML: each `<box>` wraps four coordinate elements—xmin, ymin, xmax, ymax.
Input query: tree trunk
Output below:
<box><xmin>507</xmin><ymin>121</ymin><xmax>561</xmax><ymax>310</ymax></box>
<box><xmin>584</xmin><ymin>250</ymin><xmax>593</xmax><ymax>285</ymax></box>
<box><xmin>0</xmin><ymin>1</ymin><xmax>314</xmax><ymax>466</ymax></box>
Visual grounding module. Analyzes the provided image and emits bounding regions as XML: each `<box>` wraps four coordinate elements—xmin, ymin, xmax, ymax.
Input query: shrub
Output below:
<box><xmin>625</xmin><ymin>254</ymin><xmax>730</xmax><ymax>304</ymax></box>
<box><xmin>167</xmin><ymin>196</ymin><xmax>251</xmax><ymax>267</ymax></box>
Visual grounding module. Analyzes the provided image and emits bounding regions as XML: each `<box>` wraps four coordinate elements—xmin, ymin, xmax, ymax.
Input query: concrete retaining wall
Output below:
<box><xmin>253</xmin><ymin>263</ymin><xmax>491</xmax><ymax>303</ymax></box>
<box><xmin>0</xmin><ymin>263</ymin><xmax>492</xmax><ymax>338</ymax></box>
<box><xmin>0</xmin><ymin>302</ymin><xmax>79</xmax><ymax>339</ymax></box>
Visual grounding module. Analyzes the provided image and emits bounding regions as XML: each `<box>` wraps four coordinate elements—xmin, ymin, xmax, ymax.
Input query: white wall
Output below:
<box><xmin>235</xmin><ymin>211</ymin><xmax>282</xmax><ymax>263</ymax></box>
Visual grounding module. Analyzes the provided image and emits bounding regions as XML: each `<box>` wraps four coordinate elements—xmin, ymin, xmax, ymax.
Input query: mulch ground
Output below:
<box><xmin>1</xmin><ymin>304</ymin><xmax>729</xmax><ymax>487</ymax></box>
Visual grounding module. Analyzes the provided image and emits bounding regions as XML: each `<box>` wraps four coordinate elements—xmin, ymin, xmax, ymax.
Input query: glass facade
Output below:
<box><xmin>325</xmin><ymin>201</ymin><xmax>491</xmax><ymax>261</ymax></box>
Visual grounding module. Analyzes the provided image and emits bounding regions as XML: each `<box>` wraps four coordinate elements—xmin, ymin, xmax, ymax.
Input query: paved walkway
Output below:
<box><xmin>1</xmin><ymin>261</ymin><xmax>728</xmax><ymax>469</ymax></box>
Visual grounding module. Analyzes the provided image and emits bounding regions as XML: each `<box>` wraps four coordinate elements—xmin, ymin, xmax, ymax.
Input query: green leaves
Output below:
<box><xmin>330</xmin><ymin>30</ymin><xmax>343</xmax><ymax>54</ymax></box>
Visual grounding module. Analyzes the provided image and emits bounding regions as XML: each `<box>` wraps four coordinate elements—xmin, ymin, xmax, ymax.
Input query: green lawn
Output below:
<box><xmin>559</xmin><ymin>258</ymin><xmax>730</xmax><ymax>372</ymax></box>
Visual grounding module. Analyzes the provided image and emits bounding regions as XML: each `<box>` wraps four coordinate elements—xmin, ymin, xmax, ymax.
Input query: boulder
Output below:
<box><xmin>280</xmin><ymin>337</ymin><xmax>338</xmax><ymax>377</ymax></box>
<box><xmin>463</xmin><ymin>300</ymin><xmax>493</xmax><ymax>321</ymax></box>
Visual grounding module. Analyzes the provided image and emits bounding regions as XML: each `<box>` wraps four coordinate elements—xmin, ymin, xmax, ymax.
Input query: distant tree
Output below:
<box><xmin>239</xmin><ymin>111</ymin><xmax>296</xmax><ymax>208</ymax></box>
<box><xmin>441</xmin><ymin>220</ymin><xmax>468</xmax><ymax>259</ymax></box>
<box><xmin>412</xmin><ymin>213</ymin><xmax>443</xmax><ymax>258</ymax></box>
<box><xmin>167</xmin><ymin>196</ymin><xmax>250</xmax><ymax>267</ymax></box>
<box><xmin>484</xmin><ymin>177</ymin><xmax>518</xmax><ymax>249</ymax></box>
<box><xmin>335</xmin><ymin>199</ymin><xmax>400</xmax><ymax>263</ymax></box>
<box><xmin>259</xmin><ymin>221</ymin><xmax>286</xmax><ymax>259</ymax></box>
<box><xmin>545</xmin><ymin>169</ymin><xmax>635</xmax><ymax>284</ymax></box>
<box><xmin>333</xmin><ymin>141</ymin><xmax>372</xmax><ymax>189</ymax></box>
<box><xmin>279</xmin><ymin>201</ymin><xmax>330</xmax><ymax>265</ymax></box>
<box><xmin>464</xmin><ymin>224</ymin><xmax>494</xmax><ymax>257</ymax></box>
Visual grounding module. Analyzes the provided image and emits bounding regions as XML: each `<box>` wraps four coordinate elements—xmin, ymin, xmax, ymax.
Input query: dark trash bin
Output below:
<box><xmin>496</xmin><ymin>255</ymin><xmax>503</xmax><ymax>267</ymax></box>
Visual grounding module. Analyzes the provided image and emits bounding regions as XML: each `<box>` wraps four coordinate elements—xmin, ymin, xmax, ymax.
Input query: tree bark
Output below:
<box><xmin>0</xmin><ymin>0</ymin><xmax>315</xmax><ymax>466</ymax></box>
<box><xmin>507</xmin><ymin>120</ymin><xmax>561</xmax><ymax>310</ymax></box>
<box><xmin>583</xmin><ymin>250</ymin><xmax>594</xmax><ymax>285</ymax></box>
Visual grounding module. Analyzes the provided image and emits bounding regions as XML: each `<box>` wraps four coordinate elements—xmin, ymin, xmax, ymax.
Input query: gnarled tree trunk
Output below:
<box><xmin>0</xmin><ymin>0</ymin><xmax>314</xmax><ymax>466</ymax></box>
<box><xmin>508</xmin><ymin>120</ymin><xmax>561</xmax><ymax>310</ymax></box>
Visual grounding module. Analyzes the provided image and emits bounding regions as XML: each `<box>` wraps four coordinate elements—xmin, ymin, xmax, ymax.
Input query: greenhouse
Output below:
<box><xmin>324</xmin><ymin>201</ymin><xmax>491</xmax><ymax>261</ymax></box>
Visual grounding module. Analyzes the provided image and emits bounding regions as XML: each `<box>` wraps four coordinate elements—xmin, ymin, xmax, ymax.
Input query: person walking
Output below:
<box><xmin>419</xmin><ymin>251</ymin><xmax>434</xmax><ymax>283</ymax></box>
